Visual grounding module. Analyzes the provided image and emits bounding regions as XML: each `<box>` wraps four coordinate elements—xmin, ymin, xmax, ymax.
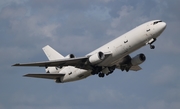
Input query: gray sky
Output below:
<box><xmin>0</xmin><ymin>0</ymin><xmax>180</xmax><ymax>109</ymax></box>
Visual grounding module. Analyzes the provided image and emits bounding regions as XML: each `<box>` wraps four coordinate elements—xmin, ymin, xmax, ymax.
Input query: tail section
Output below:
<box><xmin>42</xmin><ymin>45</ymin><xmax>64</xmax><ymax>60</ymax></box>
<box><xmin>42</xmin><ymin>45</ymin><xmax>64</xmax><ymax>74</ymax></box>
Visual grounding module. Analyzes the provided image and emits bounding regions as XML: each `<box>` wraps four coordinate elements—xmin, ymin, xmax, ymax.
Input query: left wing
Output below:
<box><xmin>13</xmin><ymin>57</ymin><xmax>88</xmax><ymax>67</ymax></box>
<box><xmin>24</xmin><ymin>73</ymin><xmax>65</xmax><ymax>79</ymax></box>
<box><xmin>13</xmin><ymin>53</ymin><xmax>112</xmax><ymax>68</ymax></box>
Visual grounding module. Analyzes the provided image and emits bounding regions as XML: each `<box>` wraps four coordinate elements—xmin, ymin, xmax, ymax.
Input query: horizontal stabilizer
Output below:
<box><xmin>24</xmin><ymin>73</ymin><xmax>65</xmax><ymax>79</ymax></box>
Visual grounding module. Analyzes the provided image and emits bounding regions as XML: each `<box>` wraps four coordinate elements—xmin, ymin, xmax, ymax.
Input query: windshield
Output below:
<box><xmin>153</xmin><ymin>20</ymin><xmax>162</xmax><ymax>25</ymax></box>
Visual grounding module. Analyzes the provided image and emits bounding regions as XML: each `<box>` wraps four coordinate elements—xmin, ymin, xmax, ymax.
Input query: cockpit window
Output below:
<box><xmin>153</xmin><ymin>20</ymin><xmax>162</xmax><ymax>25</ymax></box>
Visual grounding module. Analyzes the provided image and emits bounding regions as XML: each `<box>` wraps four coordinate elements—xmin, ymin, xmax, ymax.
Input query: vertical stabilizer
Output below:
<box><xmin>42</xmin><ymin>45</ymin><xmax>64</xmax><ymax>60</ymax></box>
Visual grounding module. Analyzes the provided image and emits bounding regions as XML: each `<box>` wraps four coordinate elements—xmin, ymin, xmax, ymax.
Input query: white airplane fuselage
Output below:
<box><xmin>55</xmin><ymin>20</ymin><xmax>166</xmax><ymax>83</ymax></box>
<box><xmin>13</xmin><ymin>20</ymin><xmax>166</xmax><ymax>83</ymax></box>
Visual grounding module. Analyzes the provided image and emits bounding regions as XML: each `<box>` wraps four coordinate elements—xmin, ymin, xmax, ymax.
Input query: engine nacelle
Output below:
<box><xmin>64</xmin><ymin>54</ymin><xmax>75</xmax><ymax>59</ymax></box>
<box><xmin>45</xmin><ymin>67</ymin><xmax>59</xmax><ymax>74</ymax></box>
<box><xmin>89</xmin><ymin>52</ymin><xmax>105</xmax><ymax>64</ymax></box>
<box><xmin>131</xmin><ymin>53</ymin><xmax>146</xmax><ymax>66</ymax></box>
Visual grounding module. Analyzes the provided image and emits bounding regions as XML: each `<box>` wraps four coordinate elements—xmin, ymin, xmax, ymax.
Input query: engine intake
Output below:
<box><xmin>65</xmin><ymin>54</ymin><xmax>75</xmax><ymax>59</ymax></box>
<box><xmin>89</xmin><ymin>52</ymin><xmax>105</xmax><ymax>64</ymax></box>
<box><xmin>131</xmin><ymin>53</ymin><xmax>146</xmax><ymax>66</ymax></box>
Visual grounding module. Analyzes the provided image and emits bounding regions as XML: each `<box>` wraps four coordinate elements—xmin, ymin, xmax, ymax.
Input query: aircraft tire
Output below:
<box><xmin>150</xmin><ymin>45</ymin><xmax>155</xmax><ymax>49</ymax></box>
<box><xmin>98</xmin><ymin>73</ymin><xmax>104</xmax><ymax>78</ymax></box>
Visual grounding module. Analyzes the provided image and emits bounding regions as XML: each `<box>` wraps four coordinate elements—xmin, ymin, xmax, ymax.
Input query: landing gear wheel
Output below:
<box><xmin>98</xmin><ymin>73</ymin><xmax>105</xmax><ymax>78</ymax></box>
<box><xmin>148</xmin><ymin>38</ymin><xmax>156</xmax><ymax>49</ymax></box>
<box><xmin>120</xmin><ymin>66</ymin><xmax>125</xmax><ymax>71</ymax></box>
<box><xmin>125</xmin><ymin>67</ymin><xmax>130</xmax><ymax>72</ymax></box>
<box><xmin>150</xmin><ymin>45</ymin><xmax>155</xmax><ymax>49</ymax></box>
<box><xmin>91</xmin><ymin>72</ymin><xmax>96</xmax><ymax>75</ymax></box>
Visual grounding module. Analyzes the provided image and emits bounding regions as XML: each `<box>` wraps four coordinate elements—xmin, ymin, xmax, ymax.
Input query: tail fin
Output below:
<box><xmin>42</xmin><ymin>45</ymin><xmax>64</xmax><ymax>61</ymax></box>
<box><xmin>43</xmin><ymin>45</ymin><xmax>64</xmax><ymax>74</ymax></box>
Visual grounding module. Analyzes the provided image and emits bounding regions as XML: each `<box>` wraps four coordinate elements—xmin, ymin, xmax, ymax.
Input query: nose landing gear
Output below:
<box><xmin>148</xmin><ymin>38</ymin><xmax>156</xmax><ymax>49</ymax></box>
<box><xmin>150</xmin><ymin>45</ymin><xmax>155</xmax><ymax>49</ymax></box>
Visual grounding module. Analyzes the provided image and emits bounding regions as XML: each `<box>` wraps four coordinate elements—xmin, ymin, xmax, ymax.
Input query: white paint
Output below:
<box><xmin>14</xmin><ymin>20</ymin><xmax>166</xmax><ymax>83</ymax></box>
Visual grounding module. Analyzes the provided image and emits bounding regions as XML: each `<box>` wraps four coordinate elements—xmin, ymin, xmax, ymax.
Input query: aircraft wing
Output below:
<box><xmin>24</xmin><ymin>73</ymin><xmax>65</xmax><ymax>79</ymax></box>
<box><xmin>13</xmin><ymin>53</ymin><xmax>112</xmax><ymax>68</ymax></box>
<box><xmin>116</xmin><ymin>65</ymin><xmax>142</xmax><ymax>71</ymax></box>
<box><xmin>130</xmin><ymin>65</ymin><xmax>142</xmax><ymax>71</ymax></box>
<box><xmin>13</xmin><ymin>57</ymin><xmax>88</xmax><ymax>67</ymax></box>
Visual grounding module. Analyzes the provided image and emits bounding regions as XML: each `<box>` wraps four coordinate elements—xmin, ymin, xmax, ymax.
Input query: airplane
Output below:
<box><xmin>13</xmin><ymin>20</ymin><xmax>166</xmax><ymax>83</ymax></box>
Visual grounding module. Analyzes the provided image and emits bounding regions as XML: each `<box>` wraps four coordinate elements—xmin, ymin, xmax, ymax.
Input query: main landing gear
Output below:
<box><xmin>91</xmin><ymin>66</ymin><xmax>115</xmax><ymax>78</ymax></box>
<box><xmin>148</xmin><ymin>38</ymin><xmax>156</xmax><ymax>49</ymax></box>
<box><xmin>98</xmin><ymin>73</ymin><xmax>105</xmax><ymax>78</ymax></box>
<box><xmin>120</xmin><ymin>65</ymin><xmax>130</xmax><ymax>72</ymax></box>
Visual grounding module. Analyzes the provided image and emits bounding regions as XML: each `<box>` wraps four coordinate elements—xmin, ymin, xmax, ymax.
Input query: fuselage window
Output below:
<box><xmin>147</xmin><ymin>29</ymin><xmax>150</xmax><ymax>32</ymax></box>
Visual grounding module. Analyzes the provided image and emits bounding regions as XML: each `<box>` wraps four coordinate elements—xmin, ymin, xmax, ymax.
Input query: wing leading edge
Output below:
<box><xmin>13</xmin><ymin>57</ymin><xmax>88</xmax><ymax>67</ymax></box>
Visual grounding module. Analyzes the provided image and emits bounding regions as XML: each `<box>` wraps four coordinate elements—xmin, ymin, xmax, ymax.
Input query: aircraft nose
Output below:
<box><xmin>159</xmin><ymin>22</ymin><xmax>166</xmax><ymax>32</ymax></box>
<box><xmin>155</xmin><ymin>22</ymin><xmax>166</xmax><ymax>35</ymax></box>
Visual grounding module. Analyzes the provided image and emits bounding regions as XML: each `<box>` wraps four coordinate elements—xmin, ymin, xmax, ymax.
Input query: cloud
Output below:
<box><xmin>0</xmin><ymin>0</ymin><xmax>180</xmax><ymax>109</ymax></box>
<box><xmin>157</xmin><ymin>38</ymin><xmax>180</xmax><ymax>54</ymax></box>
<box><xmin>88</xmin><ymin>88</ymin><xmax>124</xmax><ymax>103</ymax></box>
<box><xmin>139</xmin><ymin>100</ymin><xmax>180</xmax><ymax>109</ymax></box>
<box><xmin>147</xmin><ymin>65</ymin><xmax>180</xmax><ymax>109</ymax></box>
<box><xmin>107</xmin><ymin>4</ymin><xmax>149</xmax><ymax>37</ymax></box>
<box><xmin>0</xmin><ymin>5</ymin><xmax>26</xmax><ymax>19</ymax></box>
<box><xmin>151</xmin><ymin>65</ymin><xmax>178</xmax><ymax>86</ymax></box>
<box><xmin>0</xmin><ymin>104</ymin><xmax>4</xmax><ymax>109</ymax></box>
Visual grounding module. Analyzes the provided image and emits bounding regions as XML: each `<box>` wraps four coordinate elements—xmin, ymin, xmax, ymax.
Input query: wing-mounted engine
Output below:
<box><xmin>88</xmin><ymin>51</ymin><xmax>105</xmax><ymax>65</ymax></box>
<box><xmin>131</xmin><ymin>53</ymin><xmax>146</xmax><ymax>66</ymax></box>
<box><xmin>65</xmin><ymin>54</ymin><xmax>75</xmax><ymax>59</ymax></box>
<box><xmin>120</xmin><ymin>53</ymin><xmax>146</xmax><ymax>72</ymax></box>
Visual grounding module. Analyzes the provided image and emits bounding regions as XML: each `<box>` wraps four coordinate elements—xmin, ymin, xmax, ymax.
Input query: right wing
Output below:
<box><xmin>130</xmin><ymin>65</ymin><xmax>142</xmax><ymax>71</ymax></box>
<box><xmin>24</xmin><ymin>73</ymin><xmax>65</xmax><ymax>79</ymax></box>
<box><xmin>116</xmin><ymin>65</ymin><xmax>142</xmax><ymax>71</ymax></box>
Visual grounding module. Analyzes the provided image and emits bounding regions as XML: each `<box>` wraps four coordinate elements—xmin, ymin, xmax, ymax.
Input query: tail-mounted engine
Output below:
<box><xmin>88</xmin><ymin>52</ymin><xmax>105</xmax><ymax>64</ymax></box>
<box><xmin>65</xmin><ymin>54</ymin><xmax>75</xmax><ymax>59</ymax></box>
<box><xmin>45</xmin><ymin>67</ymin><xmax>59</xmax><ymax>74</ymax></box>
